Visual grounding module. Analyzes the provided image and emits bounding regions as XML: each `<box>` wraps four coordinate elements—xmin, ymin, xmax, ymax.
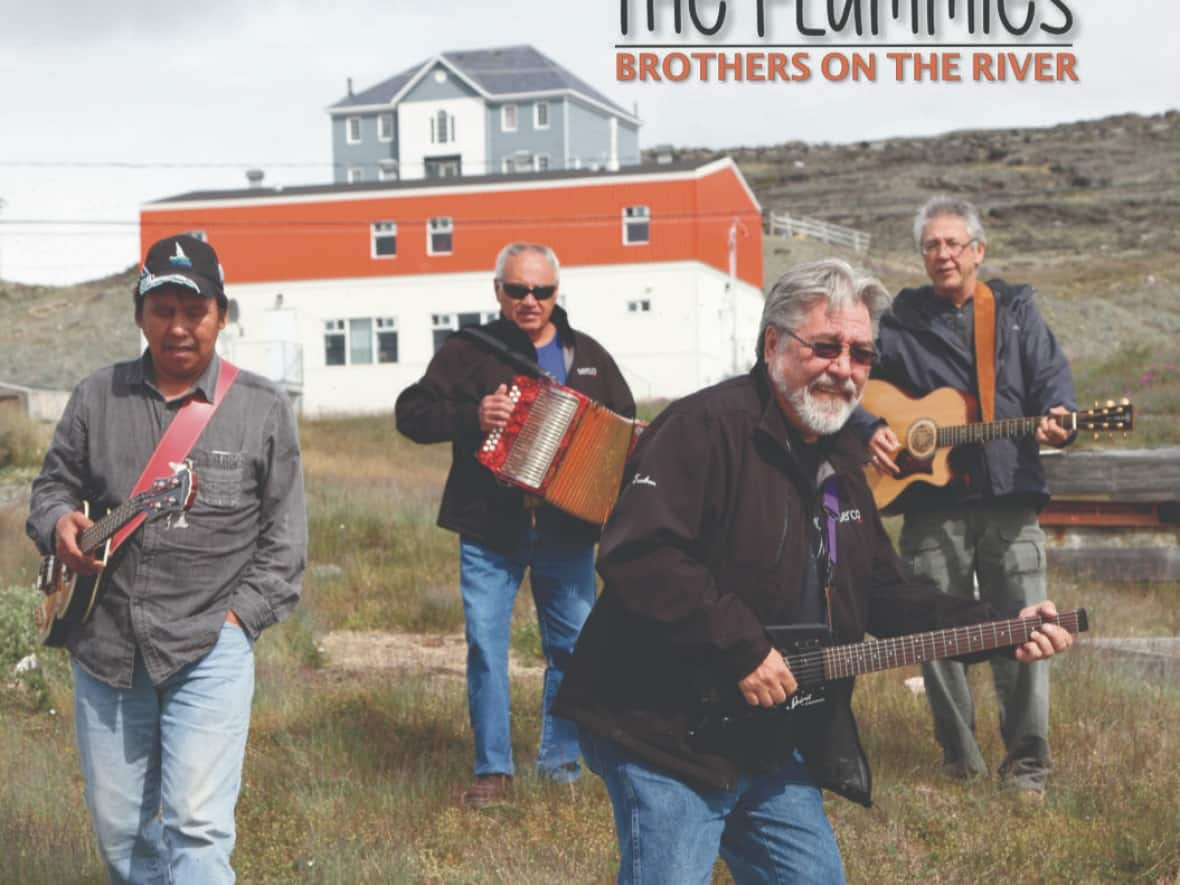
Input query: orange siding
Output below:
<box><xmin>139</xmin><ymin>166</ymin><xmax>762</xmax><ymax>289</ymax></box>
<box><xmin>694</xmin><ymin>168</ymin><xmax>764</xmax><ymax>291</ymax></box>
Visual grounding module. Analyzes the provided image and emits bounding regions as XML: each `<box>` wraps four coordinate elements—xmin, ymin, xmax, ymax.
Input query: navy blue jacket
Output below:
<box><xmin>848</xmin><ymin>278</ymin><xmax>1076</xmax><ymax>511</ymax></box>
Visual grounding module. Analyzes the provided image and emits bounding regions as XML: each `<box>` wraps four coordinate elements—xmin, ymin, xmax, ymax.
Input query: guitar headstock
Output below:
<box><xmin>137</xmin><ymin>459</ymin><xmax>198</xmax><ymax>519</ymax></box>
<box><xmin>1076</xmin><ymin>399</ymin><xmax>1134</xmax><ymax>437</ymax></box>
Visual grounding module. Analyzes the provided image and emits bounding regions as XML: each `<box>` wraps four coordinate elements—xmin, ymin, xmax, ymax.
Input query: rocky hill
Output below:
<box><xmin>3</xmin><ymin>110</ymin><xmax>1178</xmax><ymax>392</ymax></box>
<box><xmin>672</xmin><ymin>110</ymin><xmax>1180</xmax><ymax>364</ymax></box>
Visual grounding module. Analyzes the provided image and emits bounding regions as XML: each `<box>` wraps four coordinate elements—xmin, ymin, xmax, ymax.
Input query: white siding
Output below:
<box><xmin>224</xmin><ymin>263</ymin><xmax>762</xmax><ymax>415</ymax></box>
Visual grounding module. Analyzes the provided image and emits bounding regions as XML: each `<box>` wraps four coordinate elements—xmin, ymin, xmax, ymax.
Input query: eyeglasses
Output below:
<box><xmin>920</xmin><ymin>238</ymin><xmax>977</xmax><ymax>258</ymax></box>
<box><xmin>499</xmin><ymin>281</ymin><xmax>558</xmax><ymax>301</ymax></box>
<box><xmin>783</xmin><ymin>328</ymin><xmax>878</xmax><ymax>367</ymax></box>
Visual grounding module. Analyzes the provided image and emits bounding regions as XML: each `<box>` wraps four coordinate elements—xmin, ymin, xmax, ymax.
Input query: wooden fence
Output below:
<box><xmin>1040</xmin><ymin>447</ymin><xmax>1180</xmax><ymax>581</ymax></box>
<box><xmin>764</xmin><ymin>211</ymin><xmax>872</xmax><ymax>253</ymax></box>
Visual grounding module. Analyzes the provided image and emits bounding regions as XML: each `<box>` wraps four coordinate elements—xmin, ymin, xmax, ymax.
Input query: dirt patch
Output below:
<box><xmin>318</xmin><ymin>630</ymin><xmax>543</xmax><ymax>679</ymax></box>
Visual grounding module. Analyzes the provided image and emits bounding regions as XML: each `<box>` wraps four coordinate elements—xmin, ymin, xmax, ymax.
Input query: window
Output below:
<box><xmin>324</xmin><ymin>320</ymin><xmax>346</xmax><ymax>366</ymax></box>
<box><xmin>623</xmin><ymin>205</ymin><xmax>651</xmax><ymax>245</ymax></box>
<box><xmin>371</xmin><ymin>222</ymin><xmax>397</xmax><ymax>258</ymax></box>
<box><xmin>430</xmin><ymin>110</ymin><xmax>454</xmax><ymax>144</ymax></box>
<box><xmin>534</xmin><ymin>101</ymin><xmax>550</xmax><ymax>129</ymax></box>
<box><xmin>627</xmin><ymin>299</ymin><xmax>652</xmax><ymax>313</ymax></box>
<box><xmin>378</xmin><ymin>113</ymin><xmax>394</xmax><ymax>142</ymax></box>
<box><xmin>378</xmin><ymin>159</ymin><xmax>399</xmax><ymax>181</ymax></box>
<box><xmin>428</xmin><ymin>216</ymin><xmax>453</xmax><ymax>255</ymax></box>
<box><xmin>376</xmin><ymin>317</ymin><xmax>398</xmax><ymax>363</ymax></box>
<box><xmin>349</xmin><ymin>318</ymin><xmax>373</xmax><ymax>364</ymax></box>
<box><xmin>325</xmin><ymin>317</ymin><xmax>400</xmax><ymax>365</ymax></box>
<box><xmin>347</xmin><ymin>166</ymin><xmax>364</xmax><ymax>183</ymax></box>
<box><xmin>501</xmin><ymin>104</ymin><xmax>517</xmax><ymax>132</ymax></box>
<box><xmin>534</xmin><ymin>154</ymin><xmax>550</xmax><ymax>172</ymax></box>
<box><xmin>432</xmin><ymin>312</ymin><xmax>496</xmax><ymax>353</ymax></box>
<box><xmin>346</xmin><ymin>116</ymin><xmax>361</xmax><ymax>144</ymax></box>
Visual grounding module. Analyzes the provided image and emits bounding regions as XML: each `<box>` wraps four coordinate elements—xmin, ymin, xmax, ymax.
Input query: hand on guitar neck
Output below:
<box><xmin>867</xmin><ymin>403</ymin><xmax>1074</xmax><ymax>476</ymax></box>
<box><xmin>54</xmin><ymin>511</ymin><xmax>105</xmax><ymax>576</ymax></box>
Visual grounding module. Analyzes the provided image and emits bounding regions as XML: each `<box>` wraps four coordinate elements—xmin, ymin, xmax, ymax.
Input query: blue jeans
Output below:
<box><xmin>459</xmin><ymin>531</ymin><xmax>595</xmax><ymax>780</ymax></box>
<box><xmin>580</xmin><ymin>731</ymin><xmax>846</xmax><ymax>885</ymax></box>
<box><xmin>72</xmin><ymin>623</ymin><xmax>255</xmax><ymax>884</ymax></box>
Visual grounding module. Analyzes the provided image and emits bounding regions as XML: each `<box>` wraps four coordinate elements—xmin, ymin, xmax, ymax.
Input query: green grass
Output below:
<box><xmin>1</xmin><ymin>410</ymin><xmax>1179</xmax><ymax>883</ymax></box>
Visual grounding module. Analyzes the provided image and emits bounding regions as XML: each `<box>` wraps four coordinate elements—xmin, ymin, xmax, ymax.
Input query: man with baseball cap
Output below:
<box><xmin>27</xmin><ymin>233</ymin><xmax>307</xmax><ymax>882</ymax></box>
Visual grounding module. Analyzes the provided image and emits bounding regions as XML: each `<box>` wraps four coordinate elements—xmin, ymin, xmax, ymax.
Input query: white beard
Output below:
<box><xmin>771</xmin><ymin>365</ymin><xmax>861</xmax><ymax>437</ymax></box>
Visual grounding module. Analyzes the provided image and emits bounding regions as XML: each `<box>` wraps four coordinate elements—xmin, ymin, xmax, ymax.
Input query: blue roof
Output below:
<box><xmin>330</xmin><ymin>44</ymin><xmax>633</xmax><ymax>118</ymax></box>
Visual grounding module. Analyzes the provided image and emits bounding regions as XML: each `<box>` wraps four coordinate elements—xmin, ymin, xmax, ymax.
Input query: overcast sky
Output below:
<box><xmin>0</xmin><ymin>0</ymin><xmax>1175</xmax><ymax>286</ymax></box>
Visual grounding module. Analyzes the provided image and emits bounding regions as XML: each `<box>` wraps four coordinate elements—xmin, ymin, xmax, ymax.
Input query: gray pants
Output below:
<box><xmin>899</xmin><ymin>502</ymin><xmax>1052</xmax><ymax>789</ymax></box>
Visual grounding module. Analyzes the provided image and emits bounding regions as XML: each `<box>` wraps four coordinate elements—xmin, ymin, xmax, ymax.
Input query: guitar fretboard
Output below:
<box><xmin>787</xmin><ymin>610</ymin><xmax>1087</xmax><ymax>688</ymax></box>
<box><xmin>77</xmin><ymin>498</ymin><xmax>142</xmax><ymax>555</ymax></box>
<box><xmin>935</xmin><ymin>413</ymin><xmax>1073</xmax><ymax>447</ymax></box>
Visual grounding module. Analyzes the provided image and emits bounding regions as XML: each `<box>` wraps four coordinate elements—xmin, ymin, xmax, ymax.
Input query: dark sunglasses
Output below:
<box><xmin>499</xmin><ymin>281</ymin><xmax>557</xmax><ymax>301</ymax></box>
<box><xmin>784</xmin><ymin>328</ymin><xmax>878</xmax><ymax>367</ymax></box>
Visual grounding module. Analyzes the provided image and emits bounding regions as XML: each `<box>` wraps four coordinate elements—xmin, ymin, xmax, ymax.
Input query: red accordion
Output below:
<box><xmin>477</xmin><ymin>375</ymin><xmax>644</xmax><ymax>525</ymax></box>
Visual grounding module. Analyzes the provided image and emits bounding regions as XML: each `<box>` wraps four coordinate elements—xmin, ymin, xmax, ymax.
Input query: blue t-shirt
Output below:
<box><xmin>535</xmin><ymin>335</ymin><xmax>567</xmax><ymax>385</ymax></box>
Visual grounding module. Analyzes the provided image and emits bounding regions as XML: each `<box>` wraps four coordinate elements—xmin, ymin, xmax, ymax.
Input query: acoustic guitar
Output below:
<box><xmin>861</xmin><ymin>380</ymin><xmax>1133</xmax><ymax>510</ymax></box>
<box><xmin>33</xmin><ymin>460</ymin><xmax>197</xmax><ymax>646</ymax></box>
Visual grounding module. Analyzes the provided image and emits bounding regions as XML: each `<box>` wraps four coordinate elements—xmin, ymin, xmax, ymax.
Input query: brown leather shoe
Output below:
<box><xmin>461</xmin><ymin>774</ymin><xmax>512</xmax><ymax>807</ymax></box>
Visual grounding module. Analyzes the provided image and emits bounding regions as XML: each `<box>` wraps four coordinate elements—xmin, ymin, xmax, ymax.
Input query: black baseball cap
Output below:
<box><xmin>135</xmin><ymin>234</ymin><xmax>225</xmax><ymax>302</ymax></box>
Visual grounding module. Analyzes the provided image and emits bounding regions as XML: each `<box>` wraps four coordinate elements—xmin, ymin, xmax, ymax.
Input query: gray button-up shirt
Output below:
<box><xmin>27</xmin><ymin>352</ymin><xmax>307</xmax><ymax>688</ymax></box>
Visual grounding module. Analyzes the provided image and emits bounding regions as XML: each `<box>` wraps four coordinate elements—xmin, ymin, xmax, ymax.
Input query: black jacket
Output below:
<box><xmin>847</xmin><ymin>278</ymin><xmax>1077</xmax><ymax>511</ymax></box>
<box><xmin>554</xmin><ymin>366</ymin><xmax>993</xmax><ymax>805</ymax></box>
<box><xmin>395</xmin><ymin>307</ymin><xmax>635</xmax><ymax>551</ymax></box>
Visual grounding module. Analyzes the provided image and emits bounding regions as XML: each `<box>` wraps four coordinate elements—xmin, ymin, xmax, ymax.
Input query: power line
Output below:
<box><xmin>0</xmin><ymin>207</ymin><xmax>763</xmax><ymax>232</ymax></box>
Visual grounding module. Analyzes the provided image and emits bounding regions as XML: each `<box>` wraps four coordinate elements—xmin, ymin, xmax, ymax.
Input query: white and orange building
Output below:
<box><xmin>139</xmin><ymin>157</ymin><xmax>764</xmax><ymax>415</ymax></box>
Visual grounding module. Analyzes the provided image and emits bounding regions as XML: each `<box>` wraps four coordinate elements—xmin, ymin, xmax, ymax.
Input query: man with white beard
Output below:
<box><xmin>555</xmin><ymin>259</ymin><xmax>1073</xmax><ymax>883</ymax></box>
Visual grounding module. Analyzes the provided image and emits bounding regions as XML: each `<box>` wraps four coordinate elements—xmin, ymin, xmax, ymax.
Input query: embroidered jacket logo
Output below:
<box><xmin>838</xmin><ymin>508</ymin><xmax>862</xmax><ymax>524</ymax></box>
<box><xmin>575</xmin><ymin>366</ymin><xmax>598</xmax><ymax>376</ymax></box>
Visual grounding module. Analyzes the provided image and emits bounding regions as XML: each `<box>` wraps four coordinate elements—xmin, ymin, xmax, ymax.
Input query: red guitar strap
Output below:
<box><xmin>973</xmin><ymin>282</ymin><xmax>997</xmax><ymax>423</ymax></box>
<box><xmin>109</xmin><ymin>360</ymin><xmax>240</xmax><ymax>554</ymax></box>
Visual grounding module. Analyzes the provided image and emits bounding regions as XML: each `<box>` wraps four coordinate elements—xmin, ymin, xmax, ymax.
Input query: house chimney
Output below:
<box><xmin>347</xmin><ymin>77</ymin><xmax>354</xmax><ymax>97</ymax></box>
<box><xmin>246</xmin><ymin>168</ymin><xmax>265</xmax><ymax>189</ymax></box>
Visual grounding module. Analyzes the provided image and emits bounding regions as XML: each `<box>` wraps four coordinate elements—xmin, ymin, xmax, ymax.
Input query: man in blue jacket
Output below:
<box><xmin>849</xmin><ymin>196</ymin><xmax>1076</xmax><ymax>797</ymax></box>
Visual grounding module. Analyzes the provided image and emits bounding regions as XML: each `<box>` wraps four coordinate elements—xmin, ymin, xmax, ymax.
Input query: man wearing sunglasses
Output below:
<box><xmin>555</xmin><ymin>259</ymin><xmax>1073</xmax><ymax>882</ymax></box>
<box><xmin>849</xmin><ymin>196</ymin><xmax>1077</xmax><ymax>799</ymax></box>
<box><xmin>396</xmin><ymin>242</ymin><xmax>634</xmax><ymax>807</ymax></box>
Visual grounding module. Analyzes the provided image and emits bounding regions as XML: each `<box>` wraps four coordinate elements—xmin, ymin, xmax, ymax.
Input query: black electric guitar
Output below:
<box><xmin>688</xmin><ymin>609</ymin><xmax>1088</xmax><ymax>748</ymax></box>
<box><xmin>862</xmin><ymin>380</ymin><xmax>1134</xmax><ymax>510</ymax></box>
<box><xmin>34</xmin><ymin>461</ymin><xmax>197</xmax><ymax>647</ymax></box>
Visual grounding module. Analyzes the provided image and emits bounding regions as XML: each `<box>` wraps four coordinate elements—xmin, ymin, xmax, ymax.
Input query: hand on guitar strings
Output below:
<box><xmin>479</xmin><ymin>384</ymin><xmax>515</xmax><ymax>432</ymax></box>
<box><xmin>1012</xmin><ymin>600</ymin><xmax>1075</xmax><ymax>663</ymax></box>
<box><xmin>54</xmin><ymin>511</ymin><xmax>104</xmax><ymax>575</ymax></box>
<box><xmin>1036</xmin><ymin>405</ymin><xmax>1073</xmax><ymax>447</ymax></box>
<box><xmin>867</xmin><ymin>425</ymin><xmax>902</xmax><ymax>475</ymax></box>
<box><xmin>738</xmin><ymin>648</ymin><xmax>799</xmax><ymax>708</ymax></box>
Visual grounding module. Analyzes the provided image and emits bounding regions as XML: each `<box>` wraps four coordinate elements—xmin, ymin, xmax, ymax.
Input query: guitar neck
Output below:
<box><xmin>935</xmin><ymin>412</ymin><xmax>1072</xmax><ymax>447</ymax></box>
<box><xmin>77</xmin><ymin>498</ymin><xmax>140</xmax><ymax>554</ymax></box>
<box><xmin>786</xmin><ymin>609</ymin><xmax>1087</xmax><ymax>687</ymax></box>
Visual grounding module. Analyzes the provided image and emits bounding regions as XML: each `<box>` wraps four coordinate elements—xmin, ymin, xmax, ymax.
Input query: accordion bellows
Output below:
<box><xmin>478</xmin><ymin>375</ymin><xmax>642</xmax><ymax>524</ymax></box>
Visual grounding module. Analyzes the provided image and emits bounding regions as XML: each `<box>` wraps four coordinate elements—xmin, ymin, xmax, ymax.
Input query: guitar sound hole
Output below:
<box><xmin>906</xmin><ymin>420</ymin><xmax>937</xmax><ymax>459</ymax></box>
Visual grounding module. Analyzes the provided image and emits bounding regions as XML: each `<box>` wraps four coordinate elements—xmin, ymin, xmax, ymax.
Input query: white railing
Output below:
<box><xmin>765</xmin><ymin>211</ymin><xmax>871</xmax><ymax>254</ymax></box>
